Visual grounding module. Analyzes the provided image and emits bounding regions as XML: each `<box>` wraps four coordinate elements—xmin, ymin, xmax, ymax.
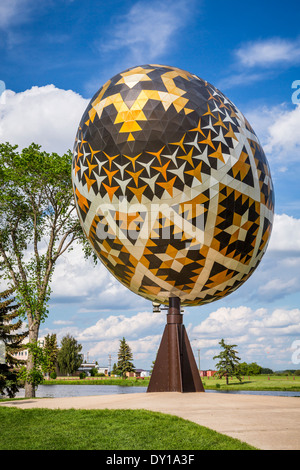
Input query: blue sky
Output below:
<box><xmin>1</xmin><ymin>0</ymin><xmax>300</xmax><ymax>371</ymax></box>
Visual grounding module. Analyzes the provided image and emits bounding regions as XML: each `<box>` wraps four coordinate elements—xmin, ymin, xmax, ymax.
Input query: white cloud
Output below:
<box><xmin>263</xmin><ymin>104</ymin><xmax>300</xmax><ymax>158</ymax></box>
<box><xmin>257</xmin><ymin>278</ymin><xmax>299</xmax><ymax>300</ymax></box>
<box><xmin>53</xmin><ymin>320</ymin><xmax>74</xmax><ymax>326</ymax></box>
<box><xmin>192</xmin><ymin>306</ymin><xmax>300</xmax><ymax>346</ymax></box>
<box><xmin>0</xmin><ymin>85</ymin><xmax>89</xmax><ymax>154</ymax></box>
<box><xmin>268</xmin><ymin>214</ymin><xmax>300</xmax><ymax>252</ymax></box>
<box><xmin>88</xmin><ymin>334</ymin><xmax>161</xmax><ymax>364</ymax></box>
<box><xmin>191</xmin><ymin>305</ymin><xmax>300</xmax><ymax>369</ymax></box>
<box><xmin>219</xmin><ymin>37</ymin><xmax>300</xmax><ymax>89</ymax></box>
<box><xmin>235</xmin><ymin>37</ymin><xmax>300</xmax><ymax>68</ymax></box>
<box><xmin>244</xmin><ymin>103</ymin><xmax>300</xmax><ymax>168</ymax></box>
<box><xmin>77</xmin><ymin>310</ymin><xmax>164</xmax><ymax>342</ymax></box>
<box><xmin>50</xmin><ymin>243</ymin><xmax>109</xmax><ymax>299</ymax></box>
<box><xmin>100</xmin><ymin>0</ymin><xmax>191</xmax><ymax>63</ymax></box>
<box><xmin>50</xmin><ymin>242</ymin><xmax>148</xmax><ymax>311</ymax></box>
<box><xmin>0</xmin><ymin>0</ymin><xmax>32</xmax><ymax>29</ymax></box>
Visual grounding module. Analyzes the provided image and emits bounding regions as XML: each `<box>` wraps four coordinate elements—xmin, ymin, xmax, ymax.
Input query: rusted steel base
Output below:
<box><xmin>147</xmin><ymin>297</ymin><xmax>205</xmax><ymax>393</ymax></box>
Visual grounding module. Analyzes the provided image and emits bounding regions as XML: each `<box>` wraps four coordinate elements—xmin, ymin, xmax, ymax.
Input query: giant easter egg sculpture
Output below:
<box><xmin>72</xmin><ymin>65</ymin><xmax>274</xmax><ymax>307</ymax></box>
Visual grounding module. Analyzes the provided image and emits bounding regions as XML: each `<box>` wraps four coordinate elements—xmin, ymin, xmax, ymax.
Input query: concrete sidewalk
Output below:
<box><xmin>1</xmin><ymin>392</ymin><xmax>300</xmax><ymax>450</ymax></box>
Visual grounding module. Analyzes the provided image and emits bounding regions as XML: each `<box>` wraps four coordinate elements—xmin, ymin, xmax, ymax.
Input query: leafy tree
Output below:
<box><xmin>0</xmin><ymin>288</ymin><xmax>28</xmax><ymax>397</ymax></box>
<box><xmin>90</xmin><ymin>367</ymin><xmax>98</xmax><ymax>377</ymax></box>
<box><xmin>239</xmin><ymin>361</ymin><xmax>262</xmax><ymax>375</ymax></box>
<box><xmin>117</xmin><ymin>337</ymin><xmax>135</xmax><ymax>378</ymax></box>
<box><xmin>150</xmin><ymin>359</ymin><xmax>155</xmax><ymax>374</ymax></box>
<box><xmin>213</xmin><ymin>339</ymin><xmax>242</xmax><ymax>385</ymax></box>
<box><xmin>43</xmin><ymin>333</ymin><xmax>58</xmax><ymax>379</ymax></box>
<box><xmin>261</xmin><ymin>367</ymin><xmax>273</xmax><ymax>375</ymax></box>
<box><xmin>247</xmin><ymin>362</ymin><xmax>262</xmax><ymax>375</ymax></box>
<box><xmin>0</xmin><ymin>143</ymin><xmax>94</xmax><ymax>397</ymax></box>
<box><xmin>18</xmin><ymin>341</ymin><xmax>48</xmax><ymax>391</ymax></box>
<box><xmin>57</xmin><ymin>334</ymin><xmax>83</xmax><ymax>376</ymax></box>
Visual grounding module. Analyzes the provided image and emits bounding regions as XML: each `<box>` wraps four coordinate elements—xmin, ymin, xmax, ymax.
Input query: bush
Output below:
<box><xmin>79</xmin><ymin>372</ymin><xmax>86</xmax><ymax>380</ymax></box>
<box><xmin>90</xmin><ymin>367</ymin><xmax>98</xmax><ymax>377</ymax></box>
<box><xmin>50</xmin><ymin>371</ymin><xmax>57</xmax><ymax>380</ymax></box>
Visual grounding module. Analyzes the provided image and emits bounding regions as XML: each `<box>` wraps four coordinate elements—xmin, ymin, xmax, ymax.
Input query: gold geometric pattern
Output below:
<box><xmin>72</xmin><ymin>64</ymin><xmax>274</xmax><ymax>306</ymax></box>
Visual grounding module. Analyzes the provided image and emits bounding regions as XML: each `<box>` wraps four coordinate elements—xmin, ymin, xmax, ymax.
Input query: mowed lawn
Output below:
<box><xmin>202</xmin><ymin>374</ymin><xmax>300</xmax><ymax>391</ymax></box>
<box><xmin>0</xmin><ymin>407</ymin><xmax>257</xmax><ymax>450</ymax></box>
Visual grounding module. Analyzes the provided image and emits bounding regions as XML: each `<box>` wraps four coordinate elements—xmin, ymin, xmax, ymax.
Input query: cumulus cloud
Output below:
<box><xmin>235</xmin><ymin>37</ymin><xmax>300</xmax><ymax>68</ymax></box>
<box><xmin>263</xmin><ymin>104</ymin><xmax>300</xmax><ymax>159</ymax></box>
<box><xmin>191</xmin><ymin>305</ymin><xmax>300</xmax><ymax>369</ymax></box>
<box><xmin>244</xmin><ymin>103</ymin><xmax>300</xmax><ymax>170</ymax></box>
<box><xmin>192</xmin><ymin>305</ymin><xmax>300</xmax><ymax>344</ymax></box>
<box><xmin>77</xmin><ymin>311</ymin><xmax>164</xmax><ymax>342</ymax></box>
<box><xmin>87</xmin><ymin>334</ymin><xmax>161</xmax><ymax>366</ymax></box>
<box><xmin>50</xmin><ymin>242</ymin><xmax>148</xmax><ymax>311</ymax></box>
<box><xmin>62</xmin><ymin>311</ymin><xmax>164</xmax><ymax>367</ymax></box>
<box><xmin>268</xmin><ymin>214</ymin><xmax>300</xmax><ymax>252</ymax></box>
<box><xmin>0</xmin><ymin>85</ymin><xmax>89</xmax><ymax>154</ymax></box>
<box><xmin>100</xmin><ymin>0</ymin><xmax>191</xmax><ymax>64</ymax></box>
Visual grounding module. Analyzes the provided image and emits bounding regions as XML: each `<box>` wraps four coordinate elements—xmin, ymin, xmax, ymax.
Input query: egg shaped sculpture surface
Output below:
<box><xmin>72</xmin><ymin>65</ymin><xmax>274</xmax><ymax>306</ymax></box>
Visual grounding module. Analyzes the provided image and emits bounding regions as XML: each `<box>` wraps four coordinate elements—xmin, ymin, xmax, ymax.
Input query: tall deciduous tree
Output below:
<box><xmin>43</xmin><ymin>333</ymin><xmax>58</xmax><ymax>379</ymax></box>
<box><xmin>57</xmin><ymin>334</ymin><xmax>83</xmax><ymax>376</ymax></box>
<box><xmin>213</xmin><ymin>338</ymin><xmax>242</xmax><ymax>385</ymax></box>
<box><xmin>0</xmin><ymin>288</ymin><xmax>28</xmax><ymax>397</ymax></box>
<box><xmin>0</xmin><ymin>143</ymin><xmax>94</xmax><ymax>397</ymax></box>
<box><xmin>117</xmin><ymin>337</ymin><xmax>135</xmax><ymax>378</ymax></box>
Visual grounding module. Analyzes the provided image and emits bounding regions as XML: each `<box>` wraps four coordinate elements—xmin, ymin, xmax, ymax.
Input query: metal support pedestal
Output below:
<box><xmin>147</xmin><ymin>297</ymin><xmax>205</xmax><ymax>393</ymax></box>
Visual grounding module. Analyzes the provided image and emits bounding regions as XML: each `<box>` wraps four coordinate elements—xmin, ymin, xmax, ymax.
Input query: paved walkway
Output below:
<box><xmin>1</xmin><ymin>392</ymin><xmax>300</xmax><ymax>450</ymax></box>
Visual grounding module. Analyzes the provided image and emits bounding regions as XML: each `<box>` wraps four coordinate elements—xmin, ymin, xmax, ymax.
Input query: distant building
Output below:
<box><xmin>200</xmin><ymin>370</ymin><xmax>216</xmax><ymax>377</ymax></box>
<box><xmin>78</xmin><ymin>363</ymin><xmax>108</xmax><ymax>376</ymax></box>
<box><xmin>126</xmin><ymin>369</ymin><xmax>150</xmax><ymax>378</ymax></box>
<box><xmin>12</xmin><ymin>336</ymin><xmax>45</xmax><ymax>363</ymax></box>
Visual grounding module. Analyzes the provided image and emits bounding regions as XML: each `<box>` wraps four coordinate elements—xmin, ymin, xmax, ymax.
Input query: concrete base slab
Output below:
<box><xmin>1</xmin><ymin>392</ymin><xmax>300</xmax><ymax>450</ymax></box>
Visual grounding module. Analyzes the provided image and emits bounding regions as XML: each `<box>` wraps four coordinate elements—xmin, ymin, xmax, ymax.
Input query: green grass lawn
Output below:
<box><xmin>0</xmin><ymin>407</ymin><xmax>256</xmax><ymax>450</ymax></box>
<box><xmin>201</xmin><ymin>374</ymin><xmax>300</xmax><ymax>392</ymax></box>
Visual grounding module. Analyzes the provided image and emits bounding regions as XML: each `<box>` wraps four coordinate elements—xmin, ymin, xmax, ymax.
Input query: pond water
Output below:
<box><xmin>15</xmin><ymin>384</ymin><xmax>148</xmax><ymax>398</ymax></box>
<box><xmin>14</xmin><ymin>385</ymin><xmax>300</xmax><ymax>398</ymax></box>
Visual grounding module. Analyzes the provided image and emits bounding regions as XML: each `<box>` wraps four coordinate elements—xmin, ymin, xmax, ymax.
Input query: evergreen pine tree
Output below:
<box><xmin>213</xmin><ymin>338</ymin><xmax>242</xmax><ymax>385</ymax></box>
<box><xmin>0</xmin><ymin>288</ymin><xmax>28</xmax><ymax>397</ymax></box>
<box><xmin>112</xmin><ymin>362</ymin><xmax>119</xmax><ymax>376</ymax></box>
<box><xmin>117</xmin><ymin>337</ymin><xmax>135</xmax><ymax>378</ymax></box>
